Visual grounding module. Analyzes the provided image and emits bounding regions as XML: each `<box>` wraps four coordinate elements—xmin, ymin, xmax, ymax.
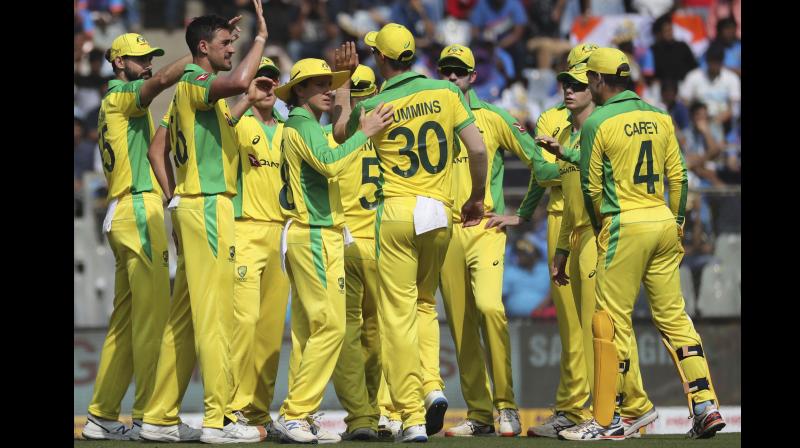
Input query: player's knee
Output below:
<box><xmin>476</xmin><ymin>300</ymin><xmax>506</xmax><ymax>320</ymax></box>
<box><xmin>592</xmin><ymin>309</ymin><xmax>615</xmax><ymax>341</ymax></box>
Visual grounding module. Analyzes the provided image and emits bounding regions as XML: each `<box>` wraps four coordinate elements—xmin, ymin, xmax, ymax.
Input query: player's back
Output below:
<box><xmin>583</xmin><ymin>91</ymin><xmax>684</xmax><ymax>219</ymax></box>
<box><xmin>351</xmin><ymin>72</ymin><xmax>475</xmax><ymax>208</ymax></box>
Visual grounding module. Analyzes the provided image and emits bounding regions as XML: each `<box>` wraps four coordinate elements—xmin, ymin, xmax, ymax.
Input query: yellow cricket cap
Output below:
<box><xmin>566</xmin><ymin>42</ymin><xmax>599</xmax><ymax>68</ymax></box>
<box><xmin>557</xmin><ymin>63</ymin><xmax>589</xmax><ymax>84</ymax></box>
<box><xmin>586</xmin><ymin>47</ymin><xmax>630</xmax><ymax>77</ymax></box>
<box><xmin>438</xmin><ymin>44</ymin><xmax>475</xmax><ymax>71</ymax></box>
<box><xmin>364</xmin><ymin>23</ymin><xmax>415</xmax><ymax>62</ymax></box>
<box><xmin>106</xmin><ymin>33</ymin><xmax>164</xmax><ymax>62</ymax></box>
<box><xmin>256</xmin><ymin>57</ymin><xmax>280</xmax><ymax>78</ymax></box>
<box><xmin>274</xmin><ymin>58</ymin><xmax>350</xmax><ymax>101</ymax></box>
<box><xmin>350</xmin><ymin>64</ymin><xmax>376</xmax><ymax>98</ymax></box>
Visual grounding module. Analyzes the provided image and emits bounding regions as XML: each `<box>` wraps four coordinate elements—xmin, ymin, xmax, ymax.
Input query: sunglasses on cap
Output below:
<box><xmin>439</xmin><ymin>66</ymin><xmax>470</xmax><ymax>78</ymax></box>
<box><xmin>256</xmin><ymin>70</ymin><xmax>280</xmax><ymax>82</ymax></box>
<box><xmin>562</xmin><ymin>81</ymin><xmax>587</xmax><ymax>92</ymax></box>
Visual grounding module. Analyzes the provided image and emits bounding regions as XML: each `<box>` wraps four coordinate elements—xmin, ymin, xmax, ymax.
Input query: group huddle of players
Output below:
<box><xmin>81</xmin><ymin>0</ymin><xmax>727</xmax><ymax>443</ymax></box>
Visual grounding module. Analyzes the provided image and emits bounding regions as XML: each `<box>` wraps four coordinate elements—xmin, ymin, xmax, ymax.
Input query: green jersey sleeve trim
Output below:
<box><xmin>580</xmin><ymin>118</ymin><xmax>601</xmax><ymax>230</ymax></box>
<box><xmin>515</xmin><ymin>174</ymin><xmax>545</xmax><ymax>220</ymax></box>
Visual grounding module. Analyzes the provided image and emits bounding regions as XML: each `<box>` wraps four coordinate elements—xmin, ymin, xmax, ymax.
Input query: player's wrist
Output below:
<box><xmin>254</xmin><ymin>35</ymin><xmax>266</xmax><ymax>43</ymax></box>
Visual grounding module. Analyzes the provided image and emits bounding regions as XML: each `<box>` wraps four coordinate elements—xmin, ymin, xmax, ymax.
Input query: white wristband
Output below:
<box><xmin>255</xmin><ymin>36</ymin><xmax>265</xmax><ymax>44</ymax></box>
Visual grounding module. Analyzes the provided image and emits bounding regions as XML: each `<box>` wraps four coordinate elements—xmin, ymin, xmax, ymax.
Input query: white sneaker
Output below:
<box><xmin>274</xmin><ymin>415</ymin><xmax>318</xmax><ymax>444</ymax></box>
<box><xmin>558</xmin><ymin>417</ymin><xmax>625</xmax><ymax>441</ymax></box>
<box><xmin>127</xmin><ymin>419</ymin><xmax>142</xmax><ymax>441</ymax></box>
<box><xmin>378</xmin><ymin>415</ymin><xmax>393</xmax><ymax>439</ymax></box>
<box><xmin>397</xmin><ymin>424</ymin><xmax>428</xmax><ymax>443</ymax></box>
<box><xmin>424</xmin><ymin>390</ymin><xmax>448</xmax><ymax>435</ymax></box>
<box><xmin>526</xmin><ymin>411</ymin><xmax>578</xmax><ymax>438</ymax></box>
<box><xmin>444</xmin><ymin>419</ymin><xmax>495</xmax><ymax>437</ymax></box>
<box><xmin>308</xmin><ymin>413</ymin><xmax>341</xmax><ymax>444</ymax></box>
<box><xmin>81</xmin><ymin>415</ymin><xmax>129</xmax><ymax>440</ymax></box>
<box><xmin>687</xmin><ymin>404</ymin><xmax>726</xmax><ymax>439</ymax></box>
<box><xmin>622</xmin><ymin>407</ymin><xmax>658</xmax><ymax>438</ymax></box>
<box><xmin>497</xmin><ymin>409</ymin><xmax>521</xmax><ymax>437</ymax></box>
<box><xmin>264</xmin><ymin>420</ymin><xmax>281</xmax><ymax>440</ymax></box>
<box><xmin>199</xmin><ymin>421</ymin><xmax>267</xmax><ymax>444</ymax></box>
<box><xmin>140</xmin><ymin>422</ymin><xmax>202</xmax><ymax>442</ymax></box>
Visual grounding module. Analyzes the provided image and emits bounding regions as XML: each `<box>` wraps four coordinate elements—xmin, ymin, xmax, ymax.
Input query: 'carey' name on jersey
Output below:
<box><xmin>393</xmin><ymin>100</ymin><xmax>441</xmax><ymax>123</ymax></box>
<box><xmin>624</xmin><ymin>121</ymin><xmax>659</xmax><ymax>136</ymax></box>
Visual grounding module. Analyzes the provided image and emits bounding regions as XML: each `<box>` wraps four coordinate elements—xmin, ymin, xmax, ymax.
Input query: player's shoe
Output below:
<box><xmin>622</xmin><ymin>407</ymin><xmax>658</xmax><ymax>438</ymax></box>
<box><xmin>687</xmin><ymin>405</ymin><xmax>726</xmax><ymax>439</ymax></box>
<box><xmin>378</xmin><ymin>415</ymin><xmax>402</xmax><ymax>439</ymax></box>
<box><xmin>274</xmin><ymin>415</ymin><xmax>318</xmax><ymax>444</ymax></box>
<box><xmin>264</xmin><ymin>420</ymin><xmax>281</xmax><ymax>440</ymax></box>
<box><xmin>127</xmin><ymin>419</ymin><xmax>142</xmax><ymax>440</ymax></box>
<box><xmin>140</xmin><ymin>422</ymin><xmax>202</xmax><ymax>442</ymax></box>
<box><xmin>526</xmin><ymin>411</ymin><xmax>577</xmax><ymax>438</ymax></box>
<box><xmin>424</xmin><ymin>390</ymin><xmax>448</xmax><ymax>435</ymax></box>
<box><xmin>308</xmin><ymin>413</ymin><xmax>341</xmax><ymax>444</ymax></box>
<box><xmin>444</xmin><ymin>419</ymin><xmax>495</xmax><ymax>437</ymax></box>
<box><xmin>497</xmin><ymin>409</ymin><xmax>521</xmax><ymax>436</ymax></box>
<box><xmin>81</xmin><ymin>414</ymin><xmax>130</xmax><ymax>440</ymax></box>
<box><xmin>558</xmin><ymin>417</ymin><xmax>625</xmax><ymax>441</ymax></box>
<box><xmin>340</xmin><ymin>427</ymin><xmax>379</xmax><ymax>441</ymax></box>
<box><xmin>397</xmin><ymin>424</ymin><xmax>428</xmax><ymax>443</ymax></box>
<box><xmin>199</xmin><ymin>420</ymin><xmax>267</xmax><ymax>444</ymax></box>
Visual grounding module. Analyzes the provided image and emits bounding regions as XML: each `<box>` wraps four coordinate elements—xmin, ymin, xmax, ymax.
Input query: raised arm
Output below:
<box><xmin>331</xmin><ymin>42</ymin><xmax>359</xmax><ymax>144</ymax></box>
<box><xmin>139</xmin><ymin>54</ymin><xmax>193</xmax><ymax>108</ymax></box>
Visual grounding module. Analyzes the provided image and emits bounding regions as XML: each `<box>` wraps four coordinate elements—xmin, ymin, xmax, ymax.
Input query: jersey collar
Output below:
<box><xmin>604</xmin><ymin>90</ymin><xmax>640</xmax><ymax>106</ymax></box>
<box><xmin>244</xmin><ymin>107</ymin><xmax>285</xmax><ymax>123</ymax></box>
<box><xmin>106</xmin><ymin>79</ymin><xmax>128</xmax><ymax>94</ymax></box>
<box><xmin>184</xmin><ymin>63</ymin><xmax>205</xmax><ymax>73</ymax></box>
<box><xmin>466</xmin><ymin>89</ymin><xmax>486</xmax><ymax>110</ymax></box>
<box><xmin>288</xmin><ymin>106</ymin><xmax>315</xmax><ymax>121</ymax></box>
<box><xmin>380</xmin><ymin>71</ymin><xmax>426</xmax><ymax>93</ymax></box>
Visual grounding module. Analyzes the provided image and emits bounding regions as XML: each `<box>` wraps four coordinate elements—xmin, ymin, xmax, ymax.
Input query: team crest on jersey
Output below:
<box><xmin>238</xmin><ymin>266</ymin><xmax>247</xmax><ymax>280</ymax></box>
<box><xmin>513</xmin><ymin>122</ymin><xmax>527</xmax><ymax>133</ymax></box>
<box><xmin>229</xmin><ymin>246</ymin><xmax>236</xmax><ymax>262</ymax></box>
<box><xmin>338</xmin><ymin>277</ymin><xmax>345</xmax><ymax>291</ymax></box>
<box><xmin>195</xmin><ymin>73</ymin><xmax>210</xmax><ymax>81</ymax></box>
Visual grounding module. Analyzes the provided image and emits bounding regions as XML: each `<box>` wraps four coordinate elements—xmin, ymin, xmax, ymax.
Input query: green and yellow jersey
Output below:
<box><xmin>580</xmin><ymin>91</ymin><xmax>688</xmax><ymax>230</ymax></box>
<box><xmin>98</xmin><ymin>79</ymin><xmax>162</xmax><ymax>200</ymax></box>
<box><xmin>323</xmin><ymin>124</ymin><xmax>380</xmax><ymax>239</ymax></box>
<box><xmin>280</xmin><ymin>107</ymin><xmax>369</xmax><ymax>228</ymax></box>
<box><xmin>517</xmin><ymin>102</ymin><xmax>565</xmax><ymax>219</ymax></box>
<box><xmin>450</xmin><ymin>89</ymin><xmax>546</xmax><ymax>223</ymax></box>
<box><xmin>232</xmin><ymin>108</ymin><xmax>286</xmax><ymax>223</ymax></box>
<box><xmin>552</xmin><ymin>118</ymin><xmax>590</xmax><ymax>254</ymax></box>
<box><xmin>346</xmin><ymin>71</ymin><xmax>474</xmax><ymax>208</ymax></box>
<box><xmin>167</xmin><ymin>64</ymin><xmax>239</xmax><ymax>197</ymax></box>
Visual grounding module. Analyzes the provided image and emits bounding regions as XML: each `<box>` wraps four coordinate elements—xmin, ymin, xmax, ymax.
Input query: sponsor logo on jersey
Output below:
<box><xmin>513</xmin><ymin>122</ymin><xmax>527</xmax><ymax>133</ymax></box>
<box><xmin>248</xmin><ymin>153</ymin><xmax>279</xmax><ymax>168</ymax></box>
<box><xmin>588</xmin><ymin>270</ymin><xmax>596</xmax><ymax>278</ymax></box>
<box><xmin>195</xmin><ymin>73</ymin><xmax>210</xmax><ymax>81</ymax></box>
<box><xmin>493</xmin><ymin>260</ymin><xmax>500</xmax><ymax>266</ymax></box>
<box><xmin>252</xmin><ymin>135</ymin><xmax>261</xmax><ymax>145</ymax></box>
<box><xmin>551</xmin><ymin>127</ymin><xmax>561</xmax><ymax>137</ymax></box>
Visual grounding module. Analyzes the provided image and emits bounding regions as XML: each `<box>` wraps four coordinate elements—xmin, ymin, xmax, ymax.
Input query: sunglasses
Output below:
<box><xmin>562</xmin><ymin>81</ymin><xmax>588</xmax><ymax>92</ymax></box>
<box><xmin>439</xmin><ymin>66</ymin><xmax>470</xmax><ymax>78</ymax></box>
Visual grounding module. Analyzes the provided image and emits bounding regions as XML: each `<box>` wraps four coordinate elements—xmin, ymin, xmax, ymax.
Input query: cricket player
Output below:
<box><xmin>331</xmin><ymin>23</ymin><xmax>489</xmax><ymax>442</ymax></box>
<box><xmin>434</xmin><ymin>44</ymin><xmax>547</xmax><ymax>438</ymax></box>
<box><xmin>216</xmin><ymin>57</ymin><xmax>290</xmax><ymax>438</ymax></box>
<box><xmin>81</xmin><ymin>33</ymin><xmax>192</xmax><ymax>442</ymax></box>
<box><xmin>271</xmin><ymin>58</ymin><xmax>394</xmax><ymax>444</ymax></box>
<box><xmin>139</xmin><ymin>1</ymin><xmax>274</xmax><ymax>443</ymax></box>
<box><xmin>534</xmin><ymin>62</ymin><xmax>658</xmax><ymax>439</ymax></box>
<box><xmin>557</xmin><ymin>47</ymin><xmax>725</xmax><ymax>441</ymax></box>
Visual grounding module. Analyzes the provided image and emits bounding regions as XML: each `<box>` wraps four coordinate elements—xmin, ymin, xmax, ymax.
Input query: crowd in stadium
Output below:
<box><xmin>74</xmin><ymin>0</ymin><xmax>740</xmax><ymax>318</ymax></box>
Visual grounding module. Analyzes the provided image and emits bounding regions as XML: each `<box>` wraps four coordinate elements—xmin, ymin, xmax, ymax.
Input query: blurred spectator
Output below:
<box><xmin>681</xmin><ymin>192</ymin><xmax>714</xmax><ymax>298</ymax></box>
<box><xmin>526</xmin><ymin>0</ymin><xmax>572</xmax><ymax>69</ymax></box>
<box><xmin>446</xmin><ymin>0</ymin><xmax>478</xmax><ymax>19</ymax></box>
<box><xmin>335</xmin><ymin>0</ymin><xmax>393</xmax><ymax>40</ymax></box>
<box><xmin>613</xmin><ymin>28</ymin><xmax>644</xmax><ymax>95</ymax></box>
<box><xmin>684</xmin><ymin>101</ymin><xmax>724</xmax><ymax>187</ymax></box>
<box><xmin>701</xmin><ymin>17</ymin><xmax>740</xmax><ymax>77</ymax></box>
<box><xmin>123</xmin><ymin>0</ymin><xmax>141</xmax><ymax>32</ymax></box>
<box><xmin>287</xmin><ymin>0</ymin><xmax>340</xmax><ymax>61</ymax></box>
<box><xmin>74</xmin><ymin>49</ymin><xmax>113</xmax><ymax>120</ymax></box>
<box><xmin>717</xmin><ymin>117</ymin><xmax>740</xmax><ymax>185</ymax></box>
<box><xmin>660</xmin><ymin>78</ymin><xmax>690</xmax><ymax>131</ymax></box>
<box><xmin>470</xmin><ymin>0</ymin><xmax>527</xmax><ymax>70</ymax></box>
<box><xmin>641</xmin><ymin>13</ymin><xmax>698</xmax><ymax>84</ymax></box>
<box><xmin>631</xmin><ymin>0</ymin><xmax>676</xmax><ymax>17</ymax></box>
<box><xmin>584</xmin><ymin>0</ymin><xmax>627</xmax><ymax>15</ymax></box>
<box><xmin>77</xmin><ymin>0</ymin><xmax>128</xmax><ymax>49</ymax></box>
<box><xmin>678</xmin><ymin>0</ymin><xmax>713</xmax><ymax>27</ymax></box>
<box><xmin>390</xmin><ymin>0</ymin><xmax>437</xmax><ymax>49</ymax></box>
<box><xmin>706</xmin><ymin>0</ymin><xmax>740</xmax><ymax>40</ymax></box>
<box><xmin>503</xmin><ymin>239</ymin><xmax>551</xmax><ymax>317</ymax></box>
<box><xmin>471</xmin><ymin>40</ymin><xmax>514</xmax><ymax>102</ymax></box>
<box><xmin>74</xmin><ymin>117</ymin><xmax>97</xmax><ymax>196</ymax></box>
<box><xmin>680</xmin><ymin>43</ymin><xmax>740</xmax><ymax>132</ymax></box>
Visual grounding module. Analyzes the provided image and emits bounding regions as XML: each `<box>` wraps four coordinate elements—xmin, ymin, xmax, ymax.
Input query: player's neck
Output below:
<box><xmin>302</xmin><ymin>103</ymin><xmax>323</xmax><ymax>121</ymax></box>
<box><xmin>193</xmin><ymin>57</ymin><xmax>217</xmax><ymax>74</ymax></box>
<box><xmin>572</xmin><ymin>104</ymin><xmax>595</xmax><ymax>130</ymax></box>
<box><xmin>601</xmin><ymin>87</ymin><xmax>626</xmax><ymax>104</ymax></box>
<box><xmin>253</xmin><ymin>106</ymin><xmax>276</xmax><ymax>125</ymax></box>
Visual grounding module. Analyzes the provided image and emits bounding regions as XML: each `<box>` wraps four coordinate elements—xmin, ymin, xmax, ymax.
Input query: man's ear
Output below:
<box><xmin>470</xmin><ymin>71</ymin><xmax>478</xmax><ymax>83</ymax></box>
<box><xmin>114</xmin><ymin>57</ymin><xmax>125</xmax><ymax>71</ymax></box>
<box><xmin>198</xmin><ymin>40</ymin><xmax>209</xmax><ymax>56</ymax></box>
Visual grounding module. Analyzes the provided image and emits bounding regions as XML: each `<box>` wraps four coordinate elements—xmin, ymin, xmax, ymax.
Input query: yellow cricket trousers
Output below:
<box><xmin>332</xmin><ymin>237</ymin><xmax>382</xmax><ymax>431</ymax></box>
<box><xmin>226</xmin><ymin>220</ymin><xmax>290</xmax><ymax>424</ymax></box>
<box><xmin>439</xmin><ymin>218</ymin><xmax>516</xmax><ymax>425</ymax></box>
<box><xmin>375</xmin><ymin>196</ymin><xmax>451</xmax><ymax>428</ymax></box>
<box><xmin>88</xmin><ymin>191</ymin><xmax>171</xmax><ymax>421</ymax></box>
<box><xmin>378</xmin><ymin>372</ymin><xmax>402</xmax><ymax>421</ymax></box>
<box><xmin>594</xmin><ymin>208</ymin><xmax>717</xmax><ymax>414</ymax></box>
<box><xmin>570</xmin><ymin>226</ymin><xmax>652</xmax><ymax>418</ymax></box>
<box><xmin>279</xmin><ymin>223</ymin><xmax>346</xmax><ymax>420</ymax></box>
<box><xmin>143</xmin><ymin>194</ymin><xmax>236</xmax><ymax>429</ymax></box>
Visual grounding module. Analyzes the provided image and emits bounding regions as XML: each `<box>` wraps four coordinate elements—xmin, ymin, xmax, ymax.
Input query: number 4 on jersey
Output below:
<box><xmin>633</xmin><ymin>140</ymin><xmax>659</xmax><ymax>194</ymax></box>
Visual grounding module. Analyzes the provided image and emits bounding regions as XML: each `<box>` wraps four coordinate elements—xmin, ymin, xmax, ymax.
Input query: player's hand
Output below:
<box><xmin>535</xmin><ymin>135</ymin><xmax>564</xmax><ymax>159</ymax></box>
<box><xmin>484</xmin><ymin>212</ymin><xmax>522</xmax><ymax>230</ymax></box>
<box><xmin>228</xmin><ymin>15</ymin><xmax>243</xmax><ymax>42</ymax></box>
<box><xmin>360</xmin><ymin>102</ymin><xmax>394</xmax><ymax>137</ymax></box>
<box><xmin>461</xmin><ymin>198</ymin><xmax>484</xmax><ymax>227</ymax></box>
<box><xmin>246</xmin><ymin>76</ymin><xmax>275</xmax><ymax>104</ymax></box>
<box><xmin>552</xmin><ymin>251</ymin><xmax>570</xmax><ymax>286</ymax></box>
<box><xmin>253</xmin><ymin>0</ymin><xmax>268</xmax><ymax>40</ymax></box>
<box><xmin>334</xmin><ymin>41</ymin><xmax>360</xmax><ymax>76</ymax></box>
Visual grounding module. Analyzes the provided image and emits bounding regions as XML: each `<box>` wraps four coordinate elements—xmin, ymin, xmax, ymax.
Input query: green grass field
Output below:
<box><xmin>74</xmin><ymin>433</ymin><xmax>741</xmax><ymax>447</ymax></box>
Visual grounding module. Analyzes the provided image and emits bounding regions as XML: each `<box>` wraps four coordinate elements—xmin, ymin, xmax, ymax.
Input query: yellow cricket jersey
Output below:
<box><xmin>98</xmin><ymin>79</ymin><xmax>162</xmax><ymax>200</ymax></box>
<box><xmin>580</xmin><ymin>90</ymin><xmax>688</xmax><ymax>230</ymax></box>
<box><xmin>323</xmin><ymin>124</ymin><xmax>379</xmax><ymax>239</ymax></box>
<box><xmin>280</xmin><ymin>107</ymin><xmax>369</xmax><ymax>228</ymax></box>
<box><xmin>346</xmin><ymin>71</ymin><xmax>475</xmax><ymax>208</ymax></box>
<box><xmin>526</xmin><ymin>102</ymin><xmax>570</xmax><ymax>215</ymax></box>
<box><xmin>168</xmin><ymin>64</ymin><xmax>239</xmax><ymax>197</ymax></box>
<box><xmin>450</xmin><ymin>89</ymin><xmax>546</xmax><ymax>223</ymax></box>
<box><xmin>232</xmin><ymin>108</ymin><xmax>286</xmax><ymax>223</ymax></box>
<box><xmin>553</xmin><ymin>118</ymin><xmax>590</xmax><ymax>253</ymax></box>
